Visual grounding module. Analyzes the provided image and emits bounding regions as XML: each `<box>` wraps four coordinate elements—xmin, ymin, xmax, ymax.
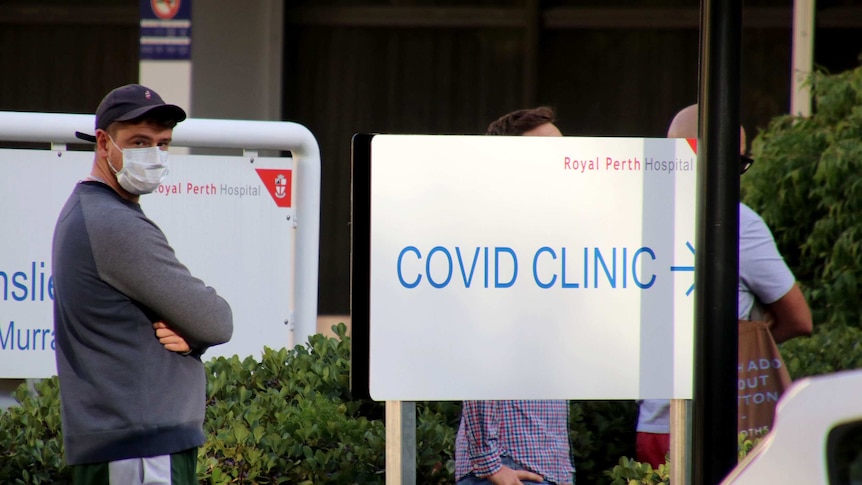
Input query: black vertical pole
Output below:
<box><xmin>522</xmin><ymin>0</ymin><xmax>539</xmax><ymax>108</ymax></box>
<box><xmin>694</xmin><ymin>0</ymin><xmax>741</xmax><ymax>483</ymax></box>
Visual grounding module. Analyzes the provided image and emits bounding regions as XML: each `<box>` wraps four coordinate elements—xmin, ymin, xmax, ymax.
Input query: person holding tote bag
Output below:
<box><xmin>635</xmin><ymin>104</ymin><xmax>813</xmax><ymax>467</ymax></box>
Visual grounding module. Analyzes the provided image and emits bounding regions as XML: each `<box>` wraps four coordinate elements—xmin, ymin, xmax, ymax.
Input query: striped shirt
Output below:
<box><xmin>455</xmin><ymin>400</ymin><xmax>574</xmax><ymax>483</ymax></box>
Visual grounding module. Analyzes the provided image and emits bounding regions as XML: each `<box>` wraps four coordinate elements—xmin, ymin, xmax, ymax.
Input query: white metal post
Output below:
<box><xmin>386</xmin><ymin>400</ymin><xmax>416</xmax><ymax>485</ymax></box>
<box><xmin>791</xmin><ymin>0</ymin><xmax>816</xmax><ymax>117</ymax></box>
<box><xmin>670</xmin><ymin>399</ymin><xmax>693</xmax><ymax>484</ymax></box>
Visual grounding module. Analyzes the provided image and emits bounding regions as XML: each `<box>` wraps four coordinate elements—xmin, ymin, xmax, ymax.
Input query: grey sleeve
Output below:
<box><xmin>90</xmin><ymin>206</ymin><xmax>233</xmax><ymax>349</ymax></box>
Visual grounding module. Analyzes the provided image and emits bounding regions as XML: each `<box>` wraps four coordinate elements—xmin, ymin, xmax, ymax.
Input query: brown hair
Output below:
<box><xmin>486</xmin><ymin>106</ymin><xmax>556</xmax><ymax>136</ymax></box>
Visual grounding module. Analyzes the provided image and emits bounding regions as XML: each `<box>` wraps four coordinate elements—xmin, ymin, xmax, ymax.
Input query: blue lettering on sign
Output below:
<box><xmin>456</xmin><ymin>247</ymin><xmax>480</xmax><ymax>287</ymax></box>
<box><xmin>494</xmin><ymin>247</ymin><xmax>518</xmax><ymax>288</ymax></box>
<box><xmin>0</xmin><ymin>261</ymin><xmax>55</xmax><ymax>302</ymax></box>
<box><xmin>12</xmin><ymin>272</ymin><xmax>27</xmax><ymax>301</ymax></box>
<box><xmin>632</xmin><ymin>247</ymin><xmax>656</xmax><ymax>288</ymax></box>
<box><xmin>594</xmin><ymin>248</ymin><xmax>616</xmax><ymax>288</ymax></box>
<box><xmin>531</xmin><ymin>246</ymin><xmax>656</xmax><ymax>289</ymax></box>
<box><xmin>562</xmin><ymin>248</ymin><xmax>579</xmax><ymax>288</ymax></box>
<box><xmin>0</xmin><ymin>321</ymin><xmax>55</xmax><ymax>351</ymax></box>
<box><xmin>396</xmin><ymin>245</ymin><xmax>657</xmax><ymax>290</ymax></box>
<box><xmin>396</xmin><ymin>246</ymin><xmax>519</xmax><ymax>289</ymax></box>
<box><xmin>533</xmin><ymin>247</ymin><xmax>557</xmax><ymax>289</ymax></box>
<box><xmin>397</xmin><ymin>246</ymin><xmax>422</xmax><ymax>288</ymax></box>
<box><xmin>426</xmin><ymin>246</ymin><xmax>453</xmax><ymax>288</ymax></box>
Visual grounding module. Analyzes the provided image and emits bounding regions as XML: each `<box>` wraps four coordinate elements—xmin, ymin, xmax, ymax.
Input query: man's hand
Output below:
<box><xmin>153</xmin><ymin>321</ymin><xmax>191</xmax><ymax>354</ymax></box>
<box><xmin>487</xmin><ymin>465</ymin><xmax>544</xmax><ymax>485</ymax></box>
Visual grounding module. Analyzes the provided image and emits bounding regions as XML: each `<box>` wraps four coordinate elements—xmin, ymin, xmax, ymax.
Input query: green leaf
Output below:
<box><xmin>233</xmin><ymin>424</ymin><xmax>251</xmax><ymax>443</ymax></box>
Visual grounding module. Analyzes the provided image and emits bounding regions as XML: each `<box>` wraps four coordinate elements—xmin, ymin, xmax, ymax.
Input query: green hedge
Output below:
<box><xmin>2</xmin><ymin>312</ymin><xmax>861</xmax><ymax>484</ymax></box>
<box><xmin>0</xmin><ymin>324</ymin><xmax>635</xmax><ymax>484</ymax></box>
<box><xmin>0</xmin><ymin>379</ymin><xmax>65</xmax><ymax>484</ymax></box>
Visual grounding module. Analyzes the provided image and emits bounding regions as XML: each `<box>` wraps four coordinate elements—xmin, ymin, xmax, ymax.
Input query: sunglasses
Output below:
<box><xmin>741</xmin><ymin>155</ymin><xmax>754</xmax><ymax>174</ymax></box>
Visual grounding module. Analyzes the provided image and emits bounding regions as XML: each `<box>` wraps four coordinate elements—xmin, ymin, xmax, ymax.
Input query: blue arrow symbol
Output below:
<box><xmin>670</xmin><ymin>241</ymin><xmax>695</xmax><ymax>296</ymax></box>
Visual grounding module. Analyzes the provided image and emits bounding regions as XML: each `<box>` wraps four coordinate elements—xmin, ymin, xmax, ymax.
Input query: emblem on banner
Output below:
<box><xmin>151</xmin><ymin>0</ymin><xmax>181</xmax><ymax>20</ymax></box>
<box><xmin>255</xmin><ymin>169</ymin><xmax>293</xmax><ymax>208</ymax></box>
<box><xmin>274</xmin><ymin>174</ymin><xmax>288</xmax><ymax>199</ymax></box>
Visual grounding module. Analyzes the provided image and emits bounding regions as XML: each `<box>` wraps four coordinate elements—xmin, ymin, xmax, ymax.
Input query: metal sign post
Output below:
<box><xmin>694</xmin><ymin>0</ymin><xmax>742</xmax><ymax>482</ymax></box>
<box><xmin>386</xmin><ymin>401</ymin><xmax>416</xmax><ymax>485</ymax></box>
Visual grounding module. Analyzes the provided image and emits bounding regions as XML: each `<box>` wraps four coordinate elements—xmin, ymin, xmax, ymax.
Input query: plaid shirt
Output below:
<box><xmin>455</xmin><ymin>400</ymin><xmax>574</xmax><ymax>484</ymax></box>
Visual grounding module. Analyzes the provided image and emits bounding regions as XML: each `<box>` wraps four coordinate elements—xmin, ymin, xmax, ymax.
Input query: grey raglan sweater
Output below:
<box><xmin>52</xmin><ymin>181</ymin><xmax>233</xmax><ymax>465</ymax></box>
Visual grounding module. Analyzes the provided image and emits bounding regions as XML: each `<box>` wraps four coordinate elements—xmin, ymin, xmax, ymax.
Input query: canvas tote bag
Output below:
<box><xmin>737</xmin><ymin>310</ymin><xmax>792</xmax><ymax>440</ymax></box>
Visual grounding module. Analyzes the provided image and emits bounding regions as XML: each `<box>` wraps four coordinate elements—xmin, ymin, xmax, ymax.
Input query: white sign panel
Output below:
<box><xmin>367</xmin><ymin>135</ymin><xmax>696</xmax><ymax>400</ymax></box>
<box><xmin>0</xmin><ymin>149</ymin><xmax>294</xmax><ymax>378</ymax></box>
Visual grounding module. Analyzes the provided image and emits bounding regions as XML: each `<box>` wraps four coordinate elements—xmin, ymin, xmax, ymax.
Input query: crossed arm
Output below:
<box><xmin>153</xmin><ymin>321</ymin><xmax>192</xmax><ymax>354</ymax></box>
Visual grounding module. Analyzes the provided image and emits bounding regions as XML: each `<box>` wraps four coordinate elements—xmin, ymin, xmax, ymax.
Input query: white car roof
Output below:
<box><xmin>723</xmin><ymin>369</ymin><xmax>862</xmax><ymax>484</ymax></box>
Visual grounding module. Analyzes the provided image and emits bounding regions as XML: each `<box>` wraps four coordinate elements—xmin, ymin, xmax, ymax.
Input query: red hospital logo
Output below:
<box><xmin>151</xmin><ymin>0</ymin><xmax>181</xmax><ymax>20</ymax></box>
<box><xmin>255</xmin><ymin>169</ymin><xmax>292</xmax><ymax>208</ymax></box>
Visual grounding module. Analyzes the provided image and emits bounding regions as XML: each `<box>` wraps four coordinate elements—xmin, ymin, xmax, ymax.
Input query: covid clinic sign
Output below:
<box><xmin>0</xmin><ymin>149</ymin><xmax>295</xmax><ymax>378</ymax></box>
<box><xmin>361</xmin><ymin>135</ymin><xmax>697</xmax><ymax>401</ymax></box>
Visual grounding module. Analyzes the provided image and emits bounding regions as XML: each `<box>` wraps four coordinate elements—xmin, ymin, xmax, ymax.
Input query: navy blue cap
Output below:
<box><xmin>75</xmin><ymin>84</ymin><xmax>187</xmax><ymax>142</ymax></box>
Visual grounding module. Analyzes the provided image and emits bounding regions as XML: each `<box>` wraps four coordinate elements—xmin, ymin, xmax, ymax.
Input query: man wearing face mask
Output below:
<box><xmin>53</xmin><ymin>84</ymin><xmax>234</xmax><ymax>485</ymax></box>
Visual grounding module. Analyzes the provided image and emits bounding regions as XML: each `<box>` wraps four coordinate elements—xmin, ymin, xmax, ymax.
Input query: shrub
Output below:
<box><xmin>199</xmin><ymin>390</ymin><xmax>385</xmax><ymax>484</ymax></box>
<box><xmin>415</xmin><ymin>401</ymin><xmax>459</xmax><ymax>483</ymax></box>
<box><xmin>0</xmin><ymin>378</ymin><xmax>69</xmax><ymax>484</ymax></box>
<box><xmin>199</xmin><ymin>323</ymin><xmax>458</xmax><ymax>484</ymax></box>
<box><xmin>200</xmin><ymin>327</ymin><xmax>390</xmax><ymax>483</ymax></box>
<box><xmin>603</xmin><ymin>432</ymin><xmax>760</xmax><ymax>485</ymax></box>
<box><xmin>780</xmin><ymin>324</ymin><xmax>862</xmax><ymax>379</ymax></box>
<box><xmin>743</xmin><ymin>62</ymin><xmax>862</xmax><ymax>330</ymax></box>
<box><xmin>0</xmin><ymin>325</ymin><xmax>639</xmax><ymax>484</ymax></box>
<box><xmin>0</xmin><ymin>321</ymin><xmax>850</xmax><ymax>483</ymax></box>
<box><xmin>570</xmin><ymin>400</ymin><xmax>638</xmax><ymax>484</ymax></box>
<box><xmin>605</xmin><ymin>456</ymin><xmax>670</xmax><ymax>485</ymax></box>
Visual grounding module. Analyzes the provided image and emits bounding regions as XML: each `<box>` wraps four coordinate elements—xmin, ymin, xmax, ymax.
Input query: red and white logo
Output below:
<box><xmin>255</xmin><ymin>169</ymin><xmax>292</xmax><ymax>208</ymax></box>
<box><xmin>151</xmin><ymin>0</ymin><xmax>181</xmax><ymax>20</ymax></box>
<box><xmin>686</xmin><ymin>138</ymin><xmax>697</xmax><ymax>154</ymax></box>
<box><xmin>274</xmin><ymin>174</ymin><xmax>288</xmax><ymax>199</ymax></box>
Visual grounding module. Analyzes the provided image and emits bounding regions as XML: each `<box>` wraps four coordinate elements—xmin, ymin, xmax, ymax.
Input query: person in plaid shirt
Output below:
<box><xmin>454</xmin><ymin>107</ymin><xmax>575</xmax><ymax>485</ymax></box>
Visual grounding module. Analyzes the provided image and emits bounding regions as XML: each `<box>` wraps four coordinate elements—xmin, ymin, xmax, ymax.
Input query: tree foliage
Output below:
<box><xmin>743</xmin><ymin>62</ymin><xmax>862</xmax><ymax>331</ymax></box>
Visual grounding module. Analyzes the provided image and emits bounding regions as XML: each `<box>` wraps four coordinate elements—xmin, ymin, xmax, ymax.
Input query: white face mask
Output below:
<box><xmin>107</xmin><ymin>136</ymin><xmax>169</xmax><ymax>195</ymax></box>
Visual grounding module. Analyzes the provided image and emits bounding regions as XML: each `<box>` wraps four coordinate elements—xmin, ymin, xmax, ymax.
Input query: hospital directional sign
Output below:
<box><xmin>352</xmin><ymin>135</ymin><xmax>697</xmax><ymax>401</ymax></box>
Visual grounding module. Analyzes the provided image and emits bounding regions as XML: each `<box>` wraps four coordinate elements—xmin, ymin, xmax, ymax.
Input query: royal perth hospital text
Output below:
<box><xmin>563</xmin><ymin>156</ymin><xmax>694</xmax><ymax>174</ymax></box>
